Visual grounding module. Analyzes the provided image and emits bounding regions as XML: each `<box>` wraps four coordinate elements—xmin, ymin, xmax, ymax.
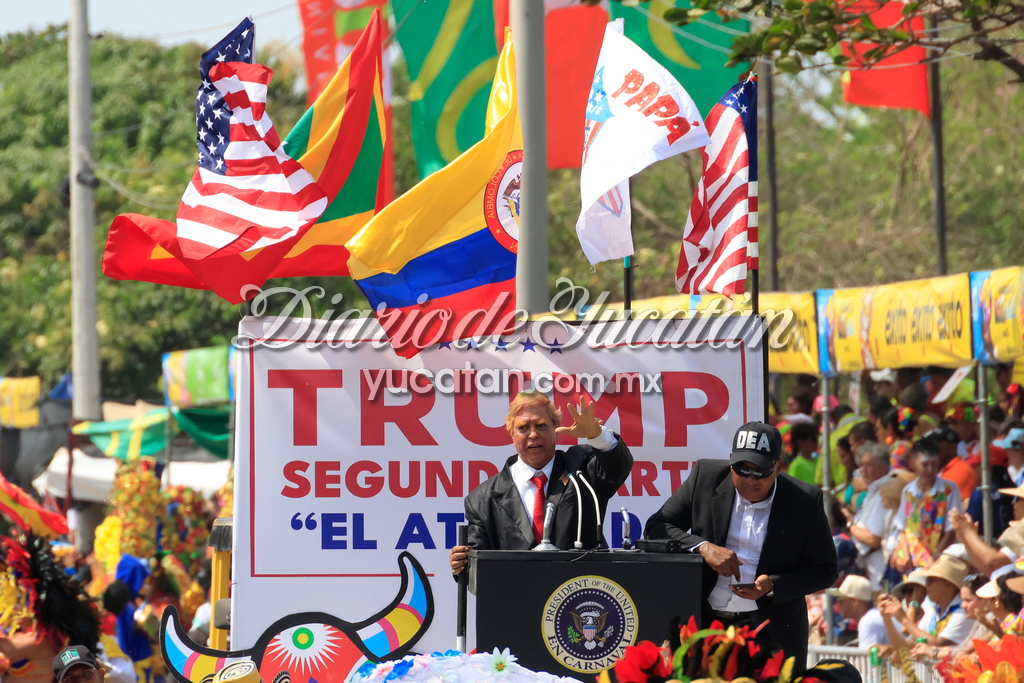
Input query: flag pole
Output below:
<box><xmin>928</xmin><ymin>16</ymin><xmax>947</xmax><ymax>276</ymax></box>
<box><xmin>623</xmin><ymin>256</ymin><xmax>633</xmax><ymax>317</ymax></box>
<box><xmin>764</xmin><ymin>69</ymin><xmax>780</xmax><ymax>291</ymax></box>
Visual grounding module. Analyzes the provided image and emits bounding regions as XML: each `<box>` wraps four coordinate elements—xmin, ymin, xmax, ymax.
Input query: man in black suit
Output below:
<box><xmin>449</xmin><ymin>391</ymin><xmax>632</xmax><ymax>574</ymax></box>
<box><xmin>645</xmin><ymin>421</ymin><xmax>837</xmax><ymax>669</ymax></box>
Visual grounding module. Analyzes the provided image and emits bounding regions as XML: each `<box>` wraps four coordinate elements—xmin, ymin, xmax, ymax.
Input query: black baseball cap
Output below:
<box><xmin>730</xmin><ymin>421</ymin><xmax>783</xmax><ymax>469</ymax></box>
<box><xmin>53</xmin><ymin>646</ymin><xmax>98</xmax><ymax>683</ymax></box>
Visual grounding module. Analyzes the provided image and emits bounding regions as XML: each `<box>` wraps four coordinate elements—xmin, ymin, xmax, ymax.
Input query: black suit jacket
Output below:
<box><xmin>645</xmin><ymin>459</ymin><xmax>837</xmax><ymax>667</ymax></box>
<box><xmin>465</xmin><ymin>436</ymin><xmax>632</xmax><ymax>551</ymax></box>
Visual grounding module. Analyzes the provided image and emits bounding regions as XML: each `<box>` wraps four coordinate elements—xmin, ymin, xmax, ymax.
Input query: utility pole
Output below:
<box><xmin>510</xmin><ymin>0</ymin><xmax>549</xmax><ymax>314</ymax></box>
<box><xmin>69</xmin><ymin>0</ymin><xmax>102</xmax><ymax>420</ymax></box>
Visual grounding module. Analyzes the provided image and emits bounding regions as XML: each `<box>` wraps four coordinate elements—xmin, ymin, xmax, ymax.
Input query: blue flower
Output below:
<box><xmin>384</xmin><ymin>659</ymin><xmax>414</xmax><ymax>682</ymax></box>
<box><xmin>355</xmin><ymin>662</ymin><xmax>377</xmax><ymax>679</ymax></box>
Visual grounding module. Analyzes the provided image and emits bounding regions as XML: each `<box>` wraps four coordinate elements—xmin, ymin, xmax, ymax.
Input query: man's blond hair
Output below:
<box><xmin>505</xmin><ymin>391</ymin><xmax>561</xmax><ymax>433</ymax></box>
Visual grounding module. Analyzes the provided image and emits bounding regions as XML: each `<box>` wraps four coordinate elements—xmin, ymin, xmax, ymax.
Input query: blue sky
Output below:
<box><xmin>1</xmin><ymin>1</ymin><xmax>304</xmax><ymax>48</ymax></box>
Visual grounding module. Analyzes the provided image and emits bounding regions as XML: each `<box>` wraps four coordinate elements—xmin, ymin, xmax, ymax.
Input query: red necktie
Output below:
<box><xmin>531</xmin><ymin>473</ymin><xmax>548</xmax><ymax>543</ymax></box>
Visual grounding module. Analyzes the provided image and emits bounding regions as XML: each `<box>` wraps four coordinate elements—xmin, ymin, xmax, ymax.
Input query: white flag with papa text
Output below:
<box><xmin>576</xmin><ymin>19</ymin><xmax>709</xmax><ymax>265</ymax></box>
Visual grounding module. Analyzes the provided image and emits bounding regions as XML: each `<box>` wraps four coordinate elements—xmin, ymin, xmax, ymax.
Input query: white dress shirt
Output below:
<box><xmin>510</xmin><ymin>426</ymin><xmax>618</xmax><ymax>525</ymax></box>
<box><xmin>707</xmin><ymin>481</ymin><xmax>777</xmax><ymax>612</ymax></box>
<box><xmin>857</xmin><ymin>607</ymin><xmax>890</xmax><ymax>648</ymax></box>
<box><xmin>852</xmin><ymin>477</ymin><xmax>889</xmax><ymax>589</ymax></box>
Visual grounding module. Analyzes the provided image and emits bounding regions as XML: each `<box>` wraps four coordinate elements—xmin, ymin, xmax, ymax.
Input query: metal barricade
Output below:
<box><xmin>808</xmin><ymin>645</ymin><xmax>940</xmax><ymax>683</ymax></box>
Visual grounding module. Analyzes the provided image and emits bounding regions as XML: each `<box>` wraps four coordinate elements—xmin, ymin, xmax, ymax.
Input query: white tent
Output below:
<box><xmin>36</xmin><ymin>448</ymin><xmax>232</xmax><ymax>502</ymax></box>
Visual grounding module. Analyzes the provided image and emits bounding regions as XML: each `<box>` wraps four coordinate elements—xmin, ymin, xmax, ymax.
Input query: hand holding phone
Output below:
<box><xmin>732</xmin><ymin>581</ymin><xmax>757</xmax><ymax>589</ymax></box>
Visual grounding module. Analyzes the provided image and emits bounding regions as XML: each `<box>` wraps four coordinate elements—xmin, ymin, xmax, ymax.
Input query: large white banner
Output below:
<box><xmin>231</xmin><ymin>315</ymin><xmax>764</xmax><ymax>657</ymax></box>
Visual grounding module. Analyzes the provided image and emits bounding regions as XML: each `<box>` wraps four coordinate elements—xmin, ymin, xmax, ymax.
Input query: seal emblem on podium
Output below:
<box><xmin>541</xmin><ymin>575</ymin><xmax>637</xmax><ymax>673</ymax></box>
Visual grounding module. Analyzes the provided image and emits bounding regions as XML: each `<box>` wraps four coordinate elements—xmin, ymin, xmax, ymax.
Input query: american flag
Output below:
<box><xmin>675</xmin><ymin>75</ymin><xmax>758</xmax><ymax>296</ymax></box>
<box><xmin>177</xmin><ymin>18</ymin><xmax>327</xmax><ymax>260</ymax></box>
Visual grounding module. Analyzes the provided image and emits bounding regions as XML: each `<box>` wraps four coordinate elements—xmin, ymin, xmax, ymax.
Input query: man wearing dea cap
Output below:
<box><xmin>645</xmin><ymin>422</ymin><xmax>837</xmax><ymax>669</ymax></box>
<box><xmin>53</xmin><ymin>646</ymin><xmax>105</xmax><ymax>683</ymax></box>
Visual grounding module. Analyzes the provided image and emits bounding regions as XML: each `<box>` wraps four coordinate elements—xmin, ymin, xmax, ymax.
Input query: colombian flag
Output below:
<box><xmin>346</xmin><ymin>32</ymin><xmax>521</xmax><ymax>358</ymax></box>
<box><xmin>0</xmin><ymin>473</ymin><xmax>68</xmax><ymax>538</ymax></box>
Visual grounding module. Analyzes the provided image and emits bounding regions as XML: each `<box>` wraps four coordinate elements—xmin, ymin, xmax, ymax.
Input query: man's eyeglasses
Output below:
<box><xmin>731</xmin><ymin>463</ymin><xmax>775</xmax><ymax>479</ymax></box>
<box><xmin>63</xmin><ymin>668</ymin><xmax>98</xmax><ymax>683</ymax></box>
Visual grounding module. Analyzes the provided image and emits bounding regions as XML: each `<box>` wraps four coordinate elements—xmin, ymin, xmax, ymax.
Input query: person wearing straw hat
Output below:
<box><xmin>828</xmin><ymin>575</ymin><xmax>889</xmax><ymax>648</ymax></box>
<box><xmin>878</xmin><ymin>554</ymin><xmax>976</xmax><ymax>648</ymax></box>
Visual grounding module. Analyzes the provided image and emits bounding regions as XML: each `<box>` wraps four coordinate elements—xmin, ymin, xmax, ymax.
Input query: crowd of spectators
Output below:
<box><xmin>771</xmin><ymin>363</ymin><xmax>1024</xmax><ymax>667</ymax></box>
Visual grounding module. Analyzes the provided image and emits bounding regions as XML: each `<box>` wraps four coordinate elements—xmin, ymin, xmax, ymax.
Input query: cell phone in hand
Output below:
<box><xmin>732</xmin><ymin>581</ymin><xmax>756</xmax><ymax>589</ymax></box>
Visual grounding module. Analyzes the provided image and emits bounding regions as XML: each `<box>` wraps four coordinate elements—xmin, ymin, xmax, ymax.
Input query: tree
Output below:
<box><xmin>599</xmin><ymin>0</ymin><xmax>1024</xmax><ymax>82</ymax></box>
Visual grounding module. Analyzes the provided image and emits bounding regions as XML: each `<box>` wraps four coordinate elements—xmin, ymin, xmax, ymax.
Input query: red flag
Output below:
<box><xmin>494</xmin><ymin>0</ymin><xmax>607</xmax><ymax>169</ymax></box>
<box><xmin>841</xmin><ymin>2</ymin><xmax>929</xmax><ymax>117</ymax></box>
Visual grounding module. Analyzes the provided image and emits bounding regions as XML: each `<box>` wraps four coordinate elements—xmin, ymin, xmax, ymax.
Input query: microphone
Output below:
<box><xmin>565</xmin><ymin>472</ymin><xmax>585</xmax><ymax>549</ymax></box>
<box><xmin>575</xmin><ymin>470</ymin><xmax>605</xmax><ymax>550</ymax></box>
<box><xmin>621</xmin><ymin>507</ymin><xmax>632</xmax><ymax>550</ymax></box>
<box><xmin>533</xmin><ymin>502</ymin><xmax>559</xmax><ymax>552</ymax></box>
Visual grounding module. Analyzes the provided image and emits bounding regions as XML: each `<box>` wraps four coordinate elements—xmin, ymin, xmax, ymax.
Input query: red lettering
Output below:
<box><xmin>654</xmin><ymin>117</ymin><xmax>693</xmax><ymax>145</ymax></box>
<box><xmin>662</xmin><ymin>461</ymin><xmax>690</xmax><ymax>492</ymax></box>
<box><xmin>281</xmin><ymin>461</ymin><xmax>310</xmax><ymax>498</ymax></box>
<box><xmin>346</xmin><ymin>461</ymin><xmax>384</xmax><ymax>498</ymax></box>
<box><xmin>361</xmin><ymin>370</ymin><xmax>437</xmax><ymax>446</ymax></box>
<box><xmin>426</xmin><ymin>461</ymin><xmax>464</xmax><ymax>498</ymax></box>
<box><xmin>642</xmin><ymin>94</ymin><xmax>680</xmax><ymax>119</ymax></box>
<box><xmin>617</xmin><ymin>483</ymin><xmax>629</xmax><ymax>497</ymax></box>
<box><xmin>268</xmin><ymin>369</ymin><xmax>344</xmax><ymax>446</ymax></box>
<box><xmin>550</xmin><ymin>373</ymin><xmax>642</xmax><ymax>446</ymax></box>
<box><xmin>662</xmin><ymin>372</ymin><xmax>729</xmax><ymax>447</ymax></box>
<box><xmin>469</xmin><ymin>461</ymin><xmax>499</xmax><ymax>492</ymax></box>
<box><xmin>611</xmin><ymin>69</ymin><xmax>644</xmax><ymax>98</ymax></box>
<box><xmin>624</xmin><ymin>82</ymin><xmax>660</xmax><ymax>110</ymax></box>
<box><xmin>631</xmin><ymin>461</ymin><xmax>660</xmax><ymax>497</ymax></box>
<box><xmin>454</xmin><ymin>371</ymin><xmax>512</xmax><ymax>447</ymax></box>
<box><xmin>315</xmin><ymin>461</ymin><xmax>342</xmax><ymax>498</ymax></box>
<box><xmin>389</xmin><ymin>461</ymin><xmax>420</xmax><ymax>498</ymax></box>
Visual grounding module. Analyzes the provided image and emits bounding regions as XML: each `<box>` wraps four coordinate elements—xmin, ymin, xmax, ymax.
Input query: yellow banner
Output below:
<box><xmin>761</xmin><ymin>292</ymin><xmax>819</xmax><ymax>376</ymax></box>
<box><xmin>972</xmin><ymin>267</ymin><xmax>1024</xmax><ymax>364</ymax></box>
<box><xmin>819</xmin><ymin>275</ymin><xmax>972</xmax><ymax>375</ymax></box>
<box><xmin>0</xmin><ymin>376</ymin><xmax>40</xmax><ymax>428</ymax></box>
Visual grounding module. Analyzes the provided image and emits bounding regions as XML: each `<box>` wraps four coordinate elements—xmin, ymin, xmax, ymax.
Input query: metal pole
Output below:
<box><xmin>511</xmin><ymin>0</ymin><xmax>549</xmax><ymax>314</ymax></box>
<box><xmin>456</xmin><ymin>524</ymin><xmax>469</xmax><ymax>652</ymax></box>
<box><xmin>623</xmin><ymin>256</ymin><xmax>632</xmax><ymax>316</ymax></box>
<box><xmin>164</xmin><ymin>408</ymin><xmax>173</xmax><ymax>487</ymax></box>
<box><xmin>928</xmin><ymin>16</ymin><xmax>947</xmax><ymax>276</ymax></box>
<box><xmin>978</xmin><ymin>363</ymin><xmax>993</xmax><ymax>544</ymax></box>
<box><xmin>763</xmin><ymin>68</ymin><xmax>780</xmax><ymax>291</ymax></box>
<box><xmin>752</xmin><ymin>272</ymin><xmax>769</xmax><ymax>420</ymax></box>
<box><xmin>69</xmin><ymin>0</ymin><xmax>101</xmax><ymax>421</ymax></box>
<box><xmin>821</xmin><ymin>376</ymin><xmax>834</xmax><ymax>646</ymax></box>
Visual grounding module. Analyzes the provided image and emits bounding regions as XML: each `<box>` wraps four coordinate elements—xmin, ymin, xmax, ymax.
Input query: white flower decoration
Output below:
<box><xmin>484</xmin><ymin>648</ymin><xmax>518</xmax><ymax>678</ymax></box>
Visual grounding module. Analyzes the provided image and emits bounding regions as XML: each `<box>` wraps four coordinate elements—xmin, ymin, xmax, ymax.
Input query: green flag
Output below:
<box><xmin>609</xmin><ymin>0</ymin><xmax>749</xmax><ymax>117</ymax></box>
<box><xmin>394</xmin><ymin>0</ymin><xmax>498</xmax><ymax>178</ymax></box>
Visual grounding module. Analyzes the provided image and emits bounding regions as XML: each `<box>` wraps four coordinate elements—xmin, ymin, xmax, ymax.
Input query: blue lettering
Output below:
<box><xmin>437</xmin><ymin>512</ymin><xmax>465</xmax><ymax>549</ymax></box>
<box><xmin>322</xmin><ymin>513</ymin><xmax>347</xmax><ymax>549</ymax></box>
<box><xmin>353</xmin><ymin>512</ymin><xmax>377</xmax><ymax>549</ymax></box>
<box><xmin>396</xmin><ymin>513</ymin><xmax>436</xmax><ymax>549</ymax></box>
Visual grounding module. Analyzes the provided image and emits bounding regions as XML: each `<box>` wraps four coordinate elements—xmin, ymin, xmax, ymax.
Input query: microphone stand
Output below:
<box><xmin>620</xmin><ymin>507</ymin><xmax>633</xmax><ymax>550</ymax></box>
<box><xmin>533</xmin><ymin>501</ymin><xmax>559</xmax><ymax>551</ymax></box>
<box><xmin>575</xmin><ymin>470</ymin><xmax>605</xmax><ymax>550</ymax></box>
<box><xmin>565</xmin><ymin>472</ymin><xmax>585</xmax><ymax>549</ymax></box>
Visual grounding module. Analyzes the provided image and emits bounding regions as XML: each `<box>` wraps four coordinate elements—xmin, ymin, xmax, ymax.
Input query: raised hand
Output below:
<box><xmin>554</xmin><ymin>397</ymin><xmax>603</xmax><ymax>440</ymax></box>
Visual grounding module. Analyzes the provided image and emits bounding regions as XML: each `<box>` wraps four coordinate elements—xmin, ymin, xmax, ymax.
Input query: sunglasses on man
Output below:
<box><xmin>731</xmin><ymin>463</ymin><xmax>776</xmax><ymax>479</ymax></box>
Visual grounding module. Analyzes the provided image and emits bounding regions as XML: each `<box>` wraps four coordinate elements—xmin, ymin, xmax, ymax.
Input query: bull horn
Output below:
<box><xmin>161</xmin><ymin>607</ymin><xmax>252</xmax><ymax>683</ymax></box>
<box><xmin>352</xmin><ymin>551</ymin><xmax>434</xmax><ymax>659</ymax></box>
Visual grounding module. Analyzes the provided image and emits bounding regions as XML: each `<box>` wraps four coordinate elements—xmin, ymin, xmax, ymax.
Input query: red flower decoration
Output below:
<box><xmin>612</xmin><ymin>641</ymin><xmax>672</xmax><ymax>683</ymax></box>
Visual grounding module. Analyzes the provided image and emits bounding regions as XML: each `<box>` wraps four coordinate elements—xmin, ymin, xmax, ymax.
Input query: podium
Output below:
<box><xmin>469</xmin><ymin>551</ymin><xmax>702</xmax><ymax>679</ymax></box>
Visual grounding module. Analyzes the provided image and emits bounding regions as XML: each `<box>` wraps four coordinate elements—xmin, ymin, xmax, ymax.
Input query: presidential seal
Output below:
<box><xmin>483</xmin><ymin>150</ymin><xmax>522</xmax><ymax>254</ymax></box>
<box><xmin>542</xmin><ymin>576</ymin><xmax>637</xmax><ymax>673</ymax></box>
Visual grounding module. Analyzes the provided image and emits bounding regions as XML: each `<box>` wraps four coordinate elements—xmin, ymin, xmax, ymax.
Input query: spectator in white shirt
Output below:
<box><xmin>846</xmin><ymin>443</ymin><xmax>892</xmax><ymax>589</ymax></box>
<box><xmin>828</xmin><ymin>575</ymin><xmax>889</xmax><ymax>648</ymax></box>
<box><xmin>878</xmin><ymin>555</ymin><xmax>976</xmax><ymax>648</ymax></box>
